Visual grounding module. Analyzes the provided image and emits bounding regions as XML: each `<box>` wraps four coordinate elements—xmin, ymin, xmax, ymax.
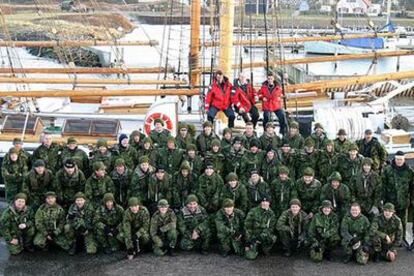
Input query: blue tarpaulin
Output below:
<box><xmin>339</xmin><ymin>37</ymin><xmax>384</xmax><ymax>49</ymax></box>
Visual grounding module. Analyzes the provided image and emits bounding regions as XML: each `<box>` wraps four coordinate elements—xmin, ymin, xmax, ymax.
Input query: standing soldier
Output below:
<box><xmin>232</xmin><ymin>71</ymin><xmax>259</xmax><ymax>128</ymax></box>
<box><xmin>214</xmin><ymin>172</ymin><xmax>248</xmax><ymax>213</ymax></box>
<box><xmin>94</xmin><ymin>193</ymin><xmax>124</xmax><ymax>254</ymax></box>
<box><xmin>340</xmin><ymin>203</ymin><xmax>371</xmax><ymax>264</ymax></box>
<box><xmin>0</xmin><ymin>193</ymin><xmax>35</xmax><ymax>255</ymax></box>
<box><xmin>11</xmin><ymin>138</ymin><xmax>31</xmax><ymax>167</ymax></box>
<box><xmin>370</xmin><ymin>203</ymin><xmax>403</xmax><ymax>262</ymax></box>
<box><xmin>137</xmin><ymin>137</ymin><xmax>157</xmax><ymax>167</ymax></box>
<box><xmin>22</xmin><ymin>160</ymin><xmax>54</xmax><ymax>211</ymax></box>
<box><xmin>175</xmin><ymin>123</ymin><xmax>195</xmax><ymax>150</ymax></box>
<box><xmin>239</xmin><ymin>139</ymin><xmax>264</xmax><ymax>182</ymax></box>
<box><xmin>128</xmin><ymin>156</ymin><xmax>154</xmax><ymax>205</ymax></box>
<box><xmin>113</xmin><ymin>134</ymin><xmax>138</xmax><ymax>170</ymax></box>
<box><xmin>53</xmin><ymin>158</ymin><xmax>86</xmax><ymax>210</ymax></box>
<box><xmin>295</xmin><ymin>137</ymin><xmax>319</xmax><ymax>179</ymax></box>
<box><xmin>356</xmin><ymin>129</ymin><xmax>387</xmax><ymax>172</ymax></box>
<box><xmin>221</xmin><ymin>128</ymin><xmax>233</xmax><ymax>155</ymax></box>
<box><xmin>32</xmin><ymin>133</ymin><xmax>61</xmax><ymax>173</ymax></box>
<box><xmin>215</xmin><ymin>199</ymin><xmax>246</xmax><ymax>257</ymax></box>
<box><xmin>258</xmin><ymin>72</ymin><xmax>287</xmax><ymax>135</ymax></box>
<box><xmin>334</xmin><ymin>129</ymin><xmax>351</xmax><ymax>154</ymax></box>
<box><xmin>270</xmin><ymin>166</ymin><xmax>297</xmax><ymax>219</ymax></box>
<box><xmin>259</xmin><ymin>122</ymin><xmax>281</xmax><ymax>150</ymax></box>
<box><xmin>318</xmin><ymin>140</ymin><xmax>339</xmax><ymax>183</ymax></box>
<box><xmin>320</xmin><ymin>172</ymin><xmax>351</xmax><ymax>219</ymax></box>
<box><xmin>59</xmin><ymin>137</ymin><xmax>89</xmax><ymax>175</ymax></box>
<box><xmin>177</xmin><ymin>194</ymin><xmax>211</xmax><ymax>254</ymax></box>
<box><xmin>183</xmin><ymin>144</ymin><xmax>203</xmax><ymax>178</ymax></box>
<box><xmin>119</xmin><ymin>197</ymin><xmax>150</xmax><ymax>260</ymax></box>
<box><xmin>244</xmin><ymin>197</ymin><xmax>277</xmax><ymax>260</ymax></box>
<box><xmin>245</xmin><ymin>170</ymin><xmax>272</xmax><ymax>210</ymax></box>
<box><xmin>65</xmin><ymin>192</ymin><xmax>97</xmax><ymax>255</ymax></box>
<box><xmin>2</xmin><ymin>147</ymin><xmax>28</xmax><ymax>202</ymax></box>
<box><xmin>336</xmin><ymin>143</ymin><xmax>364</xmax><ymax>185</ymax></box>
<box><xmin>149</xmin><ymin>118</ymin><xmax>171</xmax><ymax>149</ymax></box>
<box><xmin>85</xmin><ymin>161</ymin><xmax>115</xmax><ymax>209</ymax></box>
<box><xmin>307</xmin><ymin>200</ymin><xmax>340</xmax><ymax>262</ymax></box>
<box><xmin>276</xmin><ymin>199</ymin><xmax>309</xmax><ymax>257</ymax></box>
<box><xmin>156</xmin><ymin>137</ymin><xmax>183</xmax><ymax>175</ymax></box>
<box><xmin>205</xmin><ymin>70</ymin><xmax>236</xmax><ymax>128</ymax></box>
<box><xmin>310</xmin><ymin>123</ymin><xmax>328</xmax><ymax>150</ymax></box>
<box><xmin>224</xmin><ymin>136</ymin><xmax>246</xmax><ymax>176</ymax></box>
<box><xmin>196</xmin><ymin>121</ymin><xmax>219</xmax><ymax>157</ymax></box>
<box><xmin>150</xmin><ymin>199</ymin><xmax>177</xmax><ymax>256</ymax></box>
<box><xmin>260</xmin><ymin>147</ymin><xmax>280</xmax><ymax>183</ymax></box>
<box><xmin>381</xmin><ymin>151</ymin><xmax>414</xmax><ymax>247</ymax></box>
<box><xmin>147</xmin><ymin>166</ymin><xmax>172</xmax><ymax>213</ymax></box>
<box><xmin>295</xmin><ymin>167</ymin><xmax>322</xmax><ymax>218</ymax></box>
<box><xmin>241</xmin><ymin>122</ymin><xmax>258</xmax><ymax>149</ymax></box>
<box><xmin>349</xmin><ymin>157</ymin><xmax>382</xmax><ymax>218</ymax></box>
<box><xmin>129</xmin><ymin>130</ymin><xmax>145</xmax><ymax>152</ymax></box>
<box><xmin>205</xmin><ymin>139</ymin><xmax>225</xmax><ymax>176</ymax></box>
<box><xmin>277</xmin><ymin>141</ymin><xmax>297</xmax><ymax>180</ymax></box>
<box><xmin>110</xmin><ymin>158</ymin><xmax>132</xmax><ymax>207</ymax></box>
<box><xmin>34</xmin><ymin>192</ymin><xmax>70</xmax><ymax>252</ymax></box>
<box><xmin>284</xmin><ymin>121</ymin><xmax>304</xmax><ymax>150</ymax></box>
<box><xmin>172</xmin><ymin>161</ymin><xmax>197</xmax><ymax>211</ymax></box>
<box><xmin>90</xmin><ymin>138</ymin><xmax>113</xmax><ymax>173</ymax></box>
<box><xmin>196</xmin><ymin>161</ymin><xmax>223</xmax><ymax>214</ymax></box>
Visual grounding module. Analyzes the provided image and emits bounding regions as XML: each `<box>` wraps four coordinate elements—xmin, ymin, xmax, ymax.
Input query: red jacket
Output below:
<box><xmin>258</xmin><ymin>81</ymin><xmax>283</xmax><ymax>111</ymax></box>
<box><xmin>205</xmin><ymin>77</ymin><xmax>233</xmax><ymax>111</ymax></box>
<box><xmin>232</xmin><ymin>79</ymin><xmax>258</xmax><ymax>112</ymax></box>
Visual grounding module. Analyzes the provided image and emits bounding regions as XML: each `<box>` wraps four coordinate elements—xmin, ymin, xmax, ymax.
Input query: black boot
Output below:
<box><xmin>342</xmin><ymin>254</ymin><xmax>352</xmax><ymax>264</ymax></box>
<box><xmin>167</xmin><ymin>247</ymin><xmax>176</xmax><ymax>257</ymax></box>
<box><xmin>324</xmin><ymin>250</ymin><xmax>333</xmax><ymax>261</ymax></box>
<box><xmin>373</xmin><ymin>252</ymin><xmax>380</xmax><ymax>263</ymax></box>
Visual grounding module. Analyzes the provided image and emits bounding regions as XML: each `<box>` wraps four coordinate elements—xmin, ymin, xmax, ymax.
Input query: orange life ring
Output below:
<box><xmin>144</xmin><ymin>112</ymin><xmax>174</xmax><ymax>135</ymax></box>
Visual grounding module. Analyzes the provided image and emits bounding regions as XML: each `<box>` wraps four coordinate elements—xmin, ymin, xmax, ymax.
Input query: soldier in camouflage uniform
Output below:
<box><xmin>240</xmin><ymin>122</ymin><xmax>258</xmax><ymax>149</ymax></box>
<box><xmin>283</xmin><ymin>121</ymin><xmax>304</xmax><ymax>150</ymax></box>
<box><xmin>270</xmin><ymin>166</ymin><xmax>297</xmax><ymax>219</ymax></box>
<box><xmin>205</xmin><ymin>139</ymin><xmax>225</xmax><ymax>176</ymax></box>
<box><xmin>334</xmin><ymin>129</ymin><xmax>351</xmax><ymax>154</ymax></box>
<box><xmin>34</xmin><ymin>192</ymin><xmax>70</xmax><ymax>252</ymax></box>
<box><xmin>317</xmin><ymin>140</ymin><xmax>339</xmax><ymax>183</ymax></box>
<box><xmin>356</xmin><ymin>129</ymin><xmax>387</xmax><ymax>172</ymax></box>
<box><xmin>277</xmin><ymin>141</ymin><xmax>297</xmax><ymax>180</ymax></box>
<box><xmin>149</xmin><ymin>118</ymin><xmax>171</xmax><ymax>149</ymax></box>
<box><xmin>85</xmin><ymin>161</ymin><xmax>115</xmax><ymax>209</ymax></box>
<box><xmin>172</xmin><ymin>161</ymin><xmax>197</xmax><ymax>211</ymax></box>
<box><xmin>65</xmin><ymin>192</ymin><xmax>97</xmax><ymax>255</ymax></box>
<box><xmin>129</xmin><ymin>130</ymin><xmax>145</xmax><ymax>152</ymax></box>
<box><xmin>177</xmin><ymin>194</ymin><xmax>211</xmax><ymax>254</ymax></box>
<box><xmin>196</xmin><ymin>161</ymin><xmax>223</xmax><ymax>213</ymax></box>
<box><xmin>244</xmin><ymin>197</ymin><xmax>277</xmax><ymax>260</ymax></box>
<box><xmin>59</xmin><ymin>137</ymin><xmax>89</xmax><ymax>176</ymax></box>
<box><xmin>320</xmin><ymin>171</ymin><xmax>351</xmax><ymax>219</ymax></box>
<box><xmin>381</xmin><ymin>151</ymin><xmax>414</xmax><ymax>247</ymax></box>
<box><xmin>11</xmin><ymin>138</ymin><xmax>31</xmax><ymax>167</ymax></box>
<box><xmin>336</xmin><ymin>143</ymin><xmax>364</xmax><ymax>185</ymax></box>
<box><xmin>295</xmin><ymin>167</ymin><xmax>322</xmax><ymax>218</ymax></box>
<box><xmin>309</xmin><ymin>123</ymin><xmax>328</xmax><ymax>150</ymax></box>
<box><xmin>137</xmin><ymin>137</ymin><xmax>157</xmax><ymax>167</ymax></box>
<box><xmin>239</xmin><ymin>139</ymin><xmax>264</xmax><ymax>182</ymax></box>
<box><xmin>370</xmin><ymin>203</ymin><xmax>403</xmax><ymax>262</ymax></box>
<box><xmin>32</xmin><ymin>133</ymin><xmax>61</xmax><ymax>173</ymax></box>
<box><xmin>340</xmin><ymin>203</ymin><xmax>371</xmax><ymax>264</ymax></box>
<box><xmin>295</xmin><ymin>137</ymin><xmax>319</xmax><ymax>179</ymax></box>
<box><xmin>53</xmin><ymin>159</ymin><xmax>86</xmax><ymax>210</ymax></box>
<box><xmin>221</xmin><ymin>128</ymin><xmax>233</xmax><ymax>155</ymax></box>
<box><xmin>215</xmin><ymin>199</ymin><xmax>245</xmax><ymax>256</ymax></box>
<box><xmin>176</xmin><ymin>123</ymin><xmax>196</xmax><ymax>150</ymax></box>
<box><xmin>150</xmin><ymin>199</ymin><xmax>177</xmax><ymax>256</ymax></box>
<box><xmin>183</xmin><ymin>144</ymin><xmax>203</xmax><ymax>178</ymax></box>
<box><xmin>223</xmin><ymin>136</ymin><xmax>246</xmax><ymax>176</ymax></box>
<box><xmin>2</xmin><ymin>147</ymin><xmax>28</xmax><ymax>202</ymax></box>
<box><xmin>147</xmin><ymin>166</ymin><xmax>172</xmax><ymax>213</ymax></box>
<box><xmin>0</xmin><ymin>193</ymin><xmax>35</xmax><ymax>255</ymax></box>
<box><xmin>119</xmin><ymin>197</ymin><xmax>151</xmax><ymax>260</ymax></box>
<box><xmin>259</xmin><ymin>122</ymin><xmax>280</xmax><ymax>150</ymax></box>
<box><xmin>307</xmin><ymin>200</ymin><xmax>340</xmax><ymax>262</ymax></box>
<box><xmin>128</xmin><ymin>156</ymin><xmax>155</xmax><ymax>205</ymax></box>
<box><xmin>260</xmin><ymin>147</ymin><xmax>280</xmax><ymax>183</ymax></box>
<box><xmin>90</xmin><ymin>138</ymin><xmax>113</xmax><ymax>173</ymax></box>
<box><xmin>196</xmin><ymin>121</ymin><xmax>219</xmax><ymax>157</ymax></box>
<box><xmin>214</xmin><ymin>172</ymin><xmax>248</xmax><ymax>213</ymax></box>
<box><xmin>94</xmin><ymin>193</ymin><xmax>124</xmax><ymax>254</ymax></box>
<box><xmin>349</xmin><ymin>157</ymin><xmax>382</xmax><ymax>218</ymax></box>
<box><xmin>156</xmin><ymin>137</ymin><xmax>184</xmax><ymax>175</ymax></box>
<box><xmin>110</xmin><ymin>158</ymin><xmax>132</xmax><ymax>207</ymax></box>
<box><xmin>112</xmin><ymin>134</ymin><xmax>138</xmax><ymax>170</ymax></box>
<box><xmin>277</xmin><ymin>199</ymin><xmax>310</xmax><ymax>257</ymax></box>
<box><xmin>22</xmin><ymin>160</ymin><xmax>54</xmax><ymax>211</ymax></box>
<box><xmin>245</xmin><ymin>170</ymin><xmax>272</xmax><ymax>210</ymax></box>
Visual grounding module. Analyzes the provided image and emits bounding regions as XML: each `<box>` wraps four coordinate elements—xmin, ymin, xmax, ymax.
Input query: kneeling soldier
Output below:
<box><xmin>340</xmin><ymin>203</ymin><xmax>371</xmax><ymax>264</ymax></box>
<box><xmin>1</xmin><ymin>193</ymin><xmax>35</xmax><ymax>255</ymax></box>
<box><xmin>307</xmin><ymin>200</ymin><xmax>340</xmax><ymax>262</ymax></box>
<box><xmin>34</xmin><ymin>192</ymin><xmax>70</xmax><ymax>252</ymax></box>
<box><xmin>215</xmin><ymin>199</ymin><xmax>245</xmax><ymax>257</ymax></box>
<box><xmin>276</xmin><ymin>199</ymin><xmax>310</xmax><ymax>257</ymax></box>
<box><xmin>65</xmin><ymin>192</ymin><xmax>97</xmax><ymax>255</ymax></box>
<box><xmin>150</xmin><ymin>199</ymin><xmax>177</xmax><ymax>256</ymax></box>
<box><xmin>119</xmin><ymin>197</ymin><xmax>150</xmax><ymax>260</ymax></box>
<box><xmin>370</xmin><ymin>203</ymin><xmax>403</xmax><ymax>262</ymax></box>
<box><xmin>244</xmin><ymin>197</ymin><xmax>277</xmax><ymax>260</ymax></box>
<box><xmin>177</xmin><ymin>194</ymin><xmax>211</xmax><ymax>254</ymax></box>
<box><xmin>95</xmin><ymin>193</ymin><xmax>124</xmax><ymax>254</ymax></box>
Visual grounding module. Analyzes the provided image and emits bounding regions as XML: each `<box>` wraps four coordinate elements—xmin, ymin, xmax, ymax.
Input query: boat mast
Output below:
<box><xmin>190</xmin><ymin>0</ymin><xmax>201</xmax><ymax>88</ymax></box>
<box><xmin>219</xmin><ymin>0</ymin><xmax>235</xmax><ymax>77</ymax></box>
<box><xmin>386</xmin><ymin>0</ymin><xmax>392</xmax><ymax>26</ymax></box>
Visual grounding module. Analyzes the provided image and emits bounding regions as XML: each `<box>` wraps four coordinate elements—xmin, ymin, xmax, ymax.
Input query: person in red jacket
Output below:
<box><xmin>258</xmin><ymin>72</ymin><xmax>287</xmax><ymax>135</ymax></box>
<box><xmin>232</xmin><ymin>72</ymin><xmax>260</xmax><ymax>129</ymax></box>
<box><xmin>205</xmin><ymin>70</ymin><xmax>235</xmax><ymax>128</ymax></box>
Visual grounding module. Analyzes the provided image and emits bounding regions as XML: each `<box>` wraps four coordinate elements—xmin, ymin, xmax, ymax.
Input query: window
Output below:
<box><xmin>63</xmin><ymin>119</ymin><xmax>120</xmax><ymax>137</ymax></box>
<box><xmin>2</xmin><ymin>115</ymin><xmax>39</xmax><ymax>134</ymax></box>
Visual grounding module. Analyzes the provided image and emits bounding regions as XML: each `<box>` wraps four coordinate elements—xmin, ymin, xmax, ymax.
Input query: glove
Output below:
<box><xmin>350</xmin><ymin>237</ymin><xmax>360</xmax><ymax>245</ymax></box>
<box><xmin>369</xmin><ymin>206</ymin><xmax>379</xmax><ymax>216</ymax></box>
<box><xmin>104</xmin><ymin>226</ymin><xmax>111</xmax><ymax>236</ymax></box>
<box><xmin>352</xmin><ymin>241</ymin><xmax>361</xmax><ymax>250</ymax></box>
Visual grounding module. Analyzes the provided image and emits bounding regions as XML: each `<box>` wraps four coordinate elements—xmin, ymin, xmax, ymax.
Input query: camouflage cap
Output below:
<box><xmin>103</xmin><ymin>193</ymin><xmax>115</xmax><ymax>203</ymax></box>
<box><xmin>14</xmin><ymin>193</ymin><xmax>27</xmax><ymax>201</ymax></box>
<box><xmin>278</xmin><ymin>166</ymin><xmax>290</xmax><ymax>175</ymax></box>
<box><xmin>313</xmin><ymin>123</ymin><xmax>324</xmax><ymax>130</ymax></box>
<box><xmin>45</xmin><ymin>191</ymin><xmax>57</xmax><ymax>198</ymax></box>
<box><xmin>304</xmin><ymin>137</ymin><xmax>315</xmax><ymax>147</ymax></box>
<box><xmin>250</xmin><ymin>138</ymin><xmax>260</xmax><ymax>148</ymax></box>
<box><xmin>364</xmin><ymin>129</ymin><xmax>373</xmax><ymax>135</ymax></box>
<box><xmin>128</xmin><ymin>197</ymin><xmax>141</xmax><ymax>207</ymax></box>
<box><xmin>186</xmin><ymin>143</ymin><xmax>197</xmax><ymax>151</ymax></box>
<box><xmin>265</xmin><ymin>122</ymin><xmax>275</xmax><ymax>129</ymax></box>
<box><xmin>167</xmin><ymin>136</ymin><xmax>176</xmax><ymax>143</ymax></box>
<box><xmin>93</xmin><ymin>161</ymin><xmax>106</xmax><ymax>171</ymax></box>
<box><xmin>226</xmin><ymin>172</ymin><xmax>238</xmax><ymax>182</ymax></box>
<box><xmin>74</xmin><ymin>192</ymin><xmax>86</xmax><ymax>200</ymax></box>
<box><xmin>143</xmin><ymin>137</ymin><xmax>153</xmax><ymax>145</ymax></box>
<box><xmin>303</xmin><ymin>167</ymin><xmax>315</xmax><ymax>176</ymax></box>
<box><xmin>290</xmin><ymin>121</ymin><xmax>299</xmax><ymax>129</ymax></box>
<box><xmin>33</xmin><ymin>159</ymin><xmax>46</xmax><ymax>168</ymax></box>
<box><xmin>362</xmin><ymin>157</ymin><xmax>373</xmax><ymax>166</ymax></box>
<box><xmin>67</xmin><ymin>137</ymin><xmax>77</xmax><ymax>144</ymax></box>
<box><xmin>8</xmin><ymin>147</ymin><xmax>18</xmax><ymax>155</ymax></box>
<box><xmin>348</xmin><ymin>143</ymin><xmax>359</xmax><ymax>151</ymax></box>
<box><xmin>337</xmin><ymin>129</ymin><xmax>347</xmax><ymax>136</ymax></box>
<box><xmin>222</xmin><ymin>198</ymin><xmax>235</xmax><ymax>208</ymax></box>
<box><xmin>153</xmin><ymin>118</ymin><xmax>165</xmax><ymax>126</ymax></box>
<box><xmin>186</xmin><ymin>194</ymin><xmax>198</xmax><ymax>204</ymax></box>
<box><xmin>12</xmin><ymin>138</ymin><xmax>22</xmax><ymax>145</ymax></box>
<box><xmin>329</xmin><ymin>171</ymin><xmax>342</xmax><ymax>182</ymax></box>
<box><xmin>114</xmin><ymin>158</ymin><xmax>125</xmax><ymax>167</ymax></box>
<box><xmin>232</xmin><ymin>136</ymin><xmax>242</xmax><ymax>145</ymax></box>
<box><xmin>130</xmin><ymin>130</ymin><xmax>141</xmax><ymax>138</ymax></box>
<box><xmin>180</xmin><ymin>160</ymin><xmax>191</xmax><ymax>171</ymax></box>
<box><xmin>177</xmin><ymin>122</ymin><xmax>188</xmax><ymax>130</ymax></box>
<box><xmin>321</xmin><ymin>200</ymin><xmax>333</xmax><ymax>209</ymax></box>
<box><xmin>211</xmin><ymin>139</ymin><xmax>221</xmax><ymax>148</ymax></box>
<box><xmin>290</xmin><ymin>198</ymin><xmax>301</xmax><ymax>207</ymax></box>
<box><xmin>223</xmin><ymin>128</ymin><xmax>232</xmax><ymax>135</ymax></box>
<box><xmin>139</xmin><ymin>156</ymin><xmax>150</xmax><ymax>164</ymax></box>
<box><xmin>96</xmin><ymin>138</ymin><xmax>108</xmax><ymax>148</ymax></box>
<box><xmin>383</xmin><ymin>202</ymin><xmax>395</xmax><ymax>212</ymax></box>
<box><xmin>250</xmin><ymin>169</ymin><xmax>259</xmax><ymax>176</ymax></box>
<box><xmin>325</xmin><ymin>139</ymin><xmax>334</xmax><ymax>146</ymax></box>
<box><xmin>202</xmin><ymin>121</ymin><xmax>213</xmax><ymax>128</ymax></box>
<box><xmin>157</xmin><ymin>199</ymin><xmax>169</xmax><ymax>207</ymax></box>
<box><xmin>156</xmin><ymin>166</ymin><xmax>166</xmax><ymax>173</ymax></box>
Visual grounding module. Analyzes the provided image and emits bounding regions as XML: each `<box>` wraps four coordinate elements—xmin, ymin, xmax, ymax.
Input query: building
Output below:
<box><xmin>336</xmin><ymin>0</ymin><xmax>372</xmax><ymax>15</ymax></box>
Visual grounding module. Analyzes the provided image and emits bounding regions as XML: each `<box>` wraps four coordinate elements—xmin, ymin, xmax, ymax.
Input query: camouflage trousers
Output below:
<box><xmin>6</xmin><ymin>228</ymin><xmax>35</xmax><ymax>255</ymax></box>
<box><xmin>65</xmin><ymin>225</ymin><xmax>97</xmax><ymax>254</ymax></box>
<box><xmin>372</xmin><ymin>235</ymin><xmax>397</xmax><ymax>257</ymax></box>
<box><xmin>34</xmin><ymin>230</ymin><xmax>71</xmax><ymax>251</ymax></box>
<box><xmin>278</xmin><ymin>230</ymin><xmax>304</xmax><ymax>253</ymax></box>
<box><xmin>217</xmin><ymin>234</ymin><xmax>244</xmax><ymax>256</ymax></box>
<box><xmin>245</xmin><ymin>233</ymin><xmax>277</xmax><ymax>260</ymax></box>
<box><xmin>95</xmin><ymin>225</ymin><xmax>121</xmax><ymax>251</ymax></box>
<box><xmin>152</xmin><ymin>229</ymin><xmax>177</xmax><ymax>256</ymax></box>
<box><xmin>308</xmin><ymin>235</ymin><xmax>340</xmax><ymax>262</ymax></box>
<box><xmin>342</xmin><ymin>241</ymin><xmax>369</xmax><ymax>265</ymax></box>
<box><xmin>118</xmin><ymin>230</ymin><xmax>150</xmax><ymax>251</ymax></box>
<box><xmin>179</xmin><ymin>230</ymin><xmax>211</xmax><ymax>252</ymax></box>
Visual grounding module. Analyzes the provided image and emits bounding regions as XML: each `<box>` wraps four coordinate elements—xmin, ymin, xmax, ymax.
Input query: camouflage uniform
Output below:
<box><xmin>1</xmin><ymin>149</ymin><xmax>28</xmax><ymax>202</ymax></box>
<box><xmin>150</xmin><ymin>201</ymin><xmax>177</xmax><ymax>256</ymax></box>
<box><xmin>295</xmin><ymin>171</ymin><xmax>322</xmax><ymax>215</ymax></box>
<box><xmin>260</xmin><ymin>152</ymin><xmax>280</xmax><ymax>184</ymax></box>
<box><xmin>183</xmin><ymin>144</ymin><xmax>204</xmax><ymax>178</ymax></box>
<box><xmin>175</xmin><ymin>132</ymin><xmax>196</xmax><ymax>151</ymax></box>
<box><xmin>59</xmin><ymin>145</ymin><xmax>89</xmax><ymax>175</ymax></box>
<box><xmin>334</xmin><ymin>138</ymin><xmax>352</xmax><ymax>154</ymax></box>
<box><xmin>137</xmin><ymin>138</ymin><xmax>157</xmax><ymax>167</ymax></box>
<box><xmin>84</xmin><ymin>169</ymin><xmax>115</xmax><ymax>209</ymax></box>
<box><xmin>294</xmin><ymin>138</ymin><xmax>319</xmax><ymax>178</ymax></box>
<box><xmin>112</xmin><ymin>144</ymin><xmax>138</xmax><ymax>171</ymax></box>
<box><xmin>270</xmin><ymin>172</ymin><xmax>297</xmax><ymax>218</ymax></box>
<box><xmin>317</xmin><ymin>144</ymin><xmax>339</xmax><ymax>183</ymax></box>
<box><xmin>149</xmin><ymin>129</ymin><xmax>171</xmax><ymax>149</ymax></box>
<box><xmin>22</xmin><ymin>167</ymin><xmax>55</xmax><ymax>211</ymax></box>
<box><xmin>196</xmin><ymin>170</ymin><xmax>223</xmax><ymax>213</ymax></box>
<box><xmin>259</xmin><ymin>131</ymin><xmax>280</xmax><ymax>151</ymax></box>
<box><xmin>196</xmin><ymin>127</ymin><xmax>219</xmax><ymax>156</ymax></box>
<box><xmin>156</xmin><ymin>144</ymin><xmax>184</xmax><ymax>175</ymax></box>
<box><xmin>283</xmin><ymin>124</ymin><xmax>305</xmax><ymax>150</ymax></box>
<box><xmin>147</xmin><ymin>171</ymin><xmax>172</xmax><ymax>213</ymax></box>
<box><xmin>240</xmin><ymin>131</ymin><xmax>258</xmax><ymax>149</ymax></box>
<box><xmin>32</xmin><ymin>143</ymin><xmax>61</xmax><ymax>173</ymax></box>
<box><xmin>53</xmin><ymin>167</ymin><xmax>86</xmax><ymax>209</ymax></box>
<box><xmin>171</xmin><ymin>163</ymin><xmax>197</xmax><ymax>210</ymax></box>
<box><xmin>223</xmin><ymin>144</ymin><xmax>246</xmax><ymax>176</ymax></box>
<box><xmin>90</xmin><ymin>148</ymin><xmax>114</xmax><ymax>173</ymax></box>
<box><xmin>245</xmin><ymin>176</ymin><xmax>271</xmax><ymax>210</ymax></box>
<box><xmin>336</xmin><ymin>149</ymin><xmax>364</xmax><ymax>185</ymax></box>
<box><xmin>214</xmin><ymin>173</ymin><xmax>249</xmax><ymax>213</ymax></box>
<box><xmin>277</xmin><ymin>148</ymin><xmax>297</xmax><ymax>180</ymax></box>
<box><xmin>320</xmin><ymin>172</ymin><xmax>351</xmax><ymax>219</ymax></box>
<box><xmin>205</xmin><ymin>141</ymin><xmax>225</xmax><ymax>176</ymax></box>
<box><xmin>356</xmin><ymin>137</ymin><xmax>387</xmax><ymax>172</ymax></box>
<box><xmin>129</xmin><ymin>130</ymin><xmax>145</xmax><ymax>152</ymax></box>
<box><xmin>128</xmin><ymin>161</ymin><xmax>155</xmax><ymax>205</ymax></box>
<box><xmin>239</xmin><ymin>149</ymin><xmax>264</xmax><ymax>182</ymax></box>
<box><xmin>110</xmin><ymin>163</ymin><xmax>132</xmax><ymax>207</ymax></box>
<box><xmin>309</xmin><ymin>125</ymin><xmax>329</xmax><ymax>150</ymax></box>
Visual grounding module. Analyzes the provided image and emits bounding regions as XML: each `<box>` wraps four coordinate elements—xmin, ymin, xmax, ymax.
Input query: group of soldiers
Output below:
<box><xmin>1</xmin><ymin>99</ymin><xmax>413</xmax><ymax>263</ymax></box>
